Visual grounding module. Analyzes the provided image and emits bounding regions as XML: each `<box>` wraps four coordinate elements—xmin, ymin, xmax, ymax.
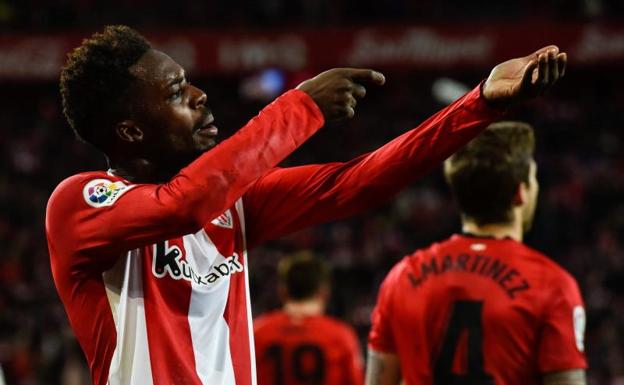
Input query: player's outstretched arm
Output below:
<box><xmin>46</xmin><ymin>68</ymin><xmax>383</xmax><ymax>256</ymax></box>
<box><xmin>365</xmin><ymin>350</ymin><xmax>401</xmax><ymax>385</ymax></box>
<box><xmin>243</xmin><ymin>46</ymin><xmax>565</xmax><ymax>247</ymax></box>
<box><xmin>543</xmin><ymin>370</ymin><xmax>586</xmax><ymax>385</ymax></box>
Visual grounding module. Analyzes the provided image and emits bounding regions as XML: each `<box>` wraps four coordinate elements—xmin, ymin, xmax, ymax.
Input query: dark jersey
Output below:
<box><xmin>369</xmin><ymin>234</ymin><xmax>587</xmax><ymax>385</ymax></box>
<box><xmin>255</xmin><ymin>311</ymin><xmax>363</xmax><ymax>385</ymax></box>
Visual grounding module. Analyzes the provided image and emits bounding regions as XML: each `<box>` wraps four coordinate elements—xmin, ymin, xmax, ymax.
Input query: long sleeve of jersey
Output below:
<box><xmin>343</xmin><ymin>327</ymin><xmax>365</xmax><ymax>385</ymax></box>
<box><xmin>45</xmin><ymin>90</ymin><xmax>324</xmax><ymax>266</ymax></box>
<box><xmin>368</xmin><ymin>261</ymin><xmax>401</xmax><ymax>354</ymax></box>
<box><xmin>243</xmin><ymin>84</ymin><xmax>504</xmax><ymax>248</ymax></box>
<box><xmin>537</xmin><ymin>272</ymin><xmax>587</xmax><ymax>372</ymax></box>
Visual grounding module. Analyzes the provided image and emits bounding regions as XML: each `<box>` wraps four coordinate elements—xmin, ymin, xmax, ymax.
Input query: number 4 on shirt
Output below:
<box><xmin>434</xmin><ymin>300</ymin><xmax>495</xmax><ymax>385</ymax></box>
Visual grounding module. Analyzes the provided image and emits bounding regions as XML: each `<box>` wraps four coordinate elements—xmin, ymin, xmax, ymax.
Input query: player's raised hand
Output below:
<box><xmin>297</xmin><ymin>68</ymin><xmax>386</xmax><ymax>121</ymax></box>
<box><xmin>482</xmin><ymin>45</ymin><xmax>567</xmax><ymax>106</ymax></box>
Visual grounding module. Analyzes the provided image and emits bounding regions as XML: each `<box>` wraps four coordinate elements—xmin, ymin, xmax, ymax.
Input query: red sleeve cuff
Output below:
<box><xmin>286</xmin><ymin>89</ymin><xmax>325</xmax><ymax>127</ymax></box>
<box><xmin>461</xmin><ymin>80</ymin><xmax>508</xmax><ymax>117</ymax></box>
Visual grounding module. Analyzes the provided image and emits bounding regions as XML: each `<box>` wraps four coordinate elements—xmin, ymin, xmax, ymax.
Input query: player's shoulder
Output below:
<box><xmin>47</xmin><ymin>171</ymin><xmax>106</xmax><ymax>217</ymax></box>
<box><xmin>491</xmin><ymin>241</ymin><xmax>582</xmax><ymax>302</ymax></box>
<box><xmin>377</xmin><ymin>238</ymin><xmax>449</xmax><ymax>290</ymax></box>
<box><xmin>512</xmin><ymin>242</ymin><xmax>579</xmax><ymax>284</ymax></box>
<box><xmin>48</xmin><ymin>171</ymin><xmax>134</xmax><ymax>212</ymax></box>
<box><xmin>253</xmin><ymin>310</ymin><xmax>287</xmax><ymax>333</ymax></box>
<box><xmin>393</xmin><ymin>235</ymin><xmax>456</xmax><ymax>276</ymax></box>
<box><xmin>379</xmin><ymin>255</ymin><xmax>414</xmax><ymax>291</ymax></box>
<box><xmin>310</xmin><ymin>315</ymin><xmax>359</xmax><ymax>346</ymax></box>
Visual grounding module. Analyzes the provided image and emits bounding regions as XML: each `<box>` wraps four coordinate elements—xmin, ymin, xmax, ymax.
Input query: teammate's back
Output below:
<box><xmin>255</xmin><ymin>310</ymin><xmax>363</xmax><ymax>385</ymax></box>
<box><xmin>254</xmin><ymin>252</ymin><xmax>363</xmax><ymax>385</ymax></box>
<box><xmin>369</xmin><ymin>234</ymin><xmax>585</xmax><ymax>385</ymax></box>
<box><xmin>367</xmin><ymin>122</ymin><xmax>587</xmax><ymax>385</ymax></box>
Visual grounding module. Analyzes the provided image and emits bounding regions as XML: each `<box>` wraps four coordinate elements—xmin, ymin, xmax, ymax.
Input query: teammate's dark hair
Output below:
<box><xmin>60</xmin><ymin>25</ymin><xmax>151</xmax><ymax>152</ymax></box>
<box><xmin>278</xmin><ymin>252</ymin><xmax>329</xmax><ymax>301</ymax></box>
<box><xmin>444</xmin><ymin>121</ymin><xmax>535</xmax><ymax>226</ymax></box>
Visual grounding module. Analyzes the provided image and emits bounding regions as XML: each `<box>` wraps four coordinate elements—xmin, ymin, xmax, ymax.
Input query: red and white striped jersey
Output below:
<box><xmin>46</xmin><ymin>86</ymin><xmax>502</xmax><ymax>385</ymax></box>
<box><xmin>102</xmin><ymin>197</ymin><xmax>254</xmax><ymax>385</ymax></box>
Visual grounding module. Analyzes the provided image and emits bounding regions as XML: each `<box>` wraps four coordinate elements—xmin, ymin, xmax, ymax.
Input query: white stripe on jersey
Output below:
<box><xmin>103</xmin><ymin>250</ymin><xmax>154</xmax><ymax>385</ymax></box>
<box><xmin>235</xmin><ymin>199</ymin><xmax>258</xmax><ymax>385</ymax></box>
<box><xmin>185</xmin><ymin>230</ymin><xmax>236</xmax><ymax>384</ymax></box>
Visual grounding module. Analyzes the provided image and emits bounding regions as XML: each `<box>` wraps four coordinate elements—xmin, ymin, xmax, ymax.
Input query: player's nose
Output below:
<box><xmin>191</xmin><ymin>86</ymin><xmax>207</xmax><ymax>109</ymax></box>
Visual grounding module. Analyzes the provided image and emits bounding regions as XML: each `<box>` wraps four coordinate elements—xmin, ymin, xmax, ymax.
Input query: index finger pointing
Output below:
<box><xmin>342</xmin><ymin>68</ymin><xmax>386</xmax><ymax>85</ymax></box>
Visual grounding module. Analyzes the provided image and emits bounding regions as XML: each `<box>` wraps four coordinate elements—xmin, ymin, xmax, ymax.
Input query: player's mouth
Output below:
<box><xmin>195</xmin><ymin>114</ymin><xmax>218</xmax><ymax>136</ymax></box>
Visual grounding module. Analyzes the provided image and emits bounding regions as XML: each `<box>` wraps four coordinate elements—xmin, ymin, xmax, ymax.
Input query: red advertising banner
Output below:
<box><xmin>1</xmin><ymin>23</ymin><xmax>623</xmax><ymax>80</ymax></box>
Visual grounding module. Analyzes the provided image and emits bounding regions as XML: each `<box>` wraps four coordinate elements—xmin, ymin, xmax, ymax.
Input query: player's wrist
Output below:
<box><xmin>479</xmin><ymin>80</ymin><xmax>509</xmax><ymax>111</ymax></box>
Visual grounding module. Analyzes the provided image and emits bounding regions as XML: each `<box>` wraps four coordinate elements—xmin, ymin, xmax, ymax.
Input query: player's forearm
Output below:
<box><xmin>365</xmin><ymin>350</ymin><xmax>401</xmax><ymax>385</ymax></box>
<box><xmin>297</xmin><ymin>84</ymin><xmax>503</xmax><ymax>219</ymax></box>
<box><xmin>163</xmin><ymin>89</ymin><xmax>323</xmax><ymax>228</ymax></box>
<box><xmin>543</xmin><ymin>369</ymin><xmax>587</xmax><ymax>385</ymax></box>
<box><xmin>342</xmin><ymin>83</ymin><xmax>502</xmax><ymax>205</ymax></box>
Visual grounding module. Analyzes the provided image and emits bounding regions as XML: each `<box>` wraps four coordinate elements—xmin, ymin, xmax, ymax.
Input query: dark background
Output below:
<box><xmin>1</xmin><ymin>1</ymin><xmax>624</xmax><ymax>384</ymax></box>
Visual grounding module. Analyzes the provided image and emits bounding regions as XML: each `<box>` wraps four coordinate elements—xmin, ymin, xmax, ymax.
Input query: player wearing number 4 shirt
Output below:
<box><xmin>46</xmin><ymin>25</ymin><xmax>566</xmax><ymax>385</ymax></box>
<box><xmin>254</xmin><ymin>253</ymin><xmax>364</xmax><ymax>385</ymax></box>
<box><xmin>367</xmin><ymin>122</ymin><xmax>587</xmax><ymax>385</ymax></box>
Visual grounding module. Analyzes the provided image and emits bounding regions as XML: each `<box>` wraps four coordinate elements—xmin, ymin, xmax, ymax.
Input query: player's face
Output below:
<box><xmin>521</xmin><ymin>160</ymin><xmax>539</xmax><ymax>232</ymax></box>
<box><xmin>128</xmin><ymin>49</ymin><xmax>217</xmax><ymax>168</ymax></box>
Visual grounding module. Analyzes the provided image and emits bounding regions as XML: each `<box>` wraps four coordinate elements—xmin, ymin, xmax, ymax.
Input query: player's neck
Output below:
<box><xmin>283</xmin><ymin>299</ymin><xmax>324</xmax><ymax>319</ymax></box>
<box><xmin>108</xmin><ymin>157</ymin><xmax>176</xmax><ymax>184</ymax></box>
<box><xmin>461</xmin><ymin>217</ymin><xmax>523</xmax><ymax>242</ymax></box>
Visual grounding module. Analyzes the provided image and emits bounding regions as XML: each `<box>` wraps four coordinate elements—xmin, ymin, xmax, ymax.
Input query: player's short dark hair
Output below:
<box><xmin>444</xmin><ymin>121</ymin><xmax>535</xmax><ymax>226</ymax></box>
<box><xmin>59</xmin><ymin>25</ymin><xmax>151</xmax><ymax>152</ymax></box>
<box><xmin>278</xmin><ymin>252</ymin><xmax>330</xmax><ymax>301</ymax></box>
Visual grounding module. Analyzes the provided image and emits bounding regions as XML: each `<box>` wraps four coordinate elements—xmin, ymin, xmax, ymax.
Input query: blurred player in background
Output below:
<box><xmin>46</xmin><ymin>24</ymin><xmax>566</xmax><ymax>385</ymax></box>
<box><xmin>255</xmin><ymin>252</ymin><xmax>363</xmax><ymax>385</ymax></box>
<box><xmin>367</xmin><ymin>122</ymin><xmax>587</xmax><ymax>385</ymax></box>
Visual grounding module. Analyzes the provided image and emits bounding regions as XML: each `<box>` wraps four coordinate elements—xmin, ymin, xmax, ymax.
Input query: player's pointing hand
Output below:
<box><xmin>297</xmin><ymin>68</ymin><xmax>386</xmax><ymax>122</ymax></box>
<box><xmin>482</xmin><ymin>45</ymin><xmax>567</xmax><ymax>106</ymax></box>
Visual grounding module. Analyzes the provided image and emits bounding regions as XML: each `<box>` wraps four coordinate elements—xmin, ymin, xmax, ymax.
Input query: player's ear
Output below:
<box><xmin>277</xmin><ymin>284</ymin><xmax>288</xmax><ymax>303</ymax></box>
<box><xmin>512</xmin><ymin>183</ymin><xmax>527</xmax><ymax>207</ymax></box>
<box><xmin>318</xmin><ymin>283</ymin><xmax>330</xmax><ymax>302</ymax></box>
<box><xmin>115</xmin><ymin>120</ymin><xmax>144</xmax><ymax>143</ymax></box>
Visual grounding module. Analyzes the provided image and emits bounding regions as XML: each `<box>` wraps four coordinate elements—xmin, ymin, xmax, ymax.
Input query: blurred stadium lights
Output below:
<box><xmin>239</xmin><ymin>68</ymin><xmax>287</xmax><ymax>101</ymax></box>
<box><xmin>431</xmin><ymin>77</ymin><xmax>470</xmax><ymax>105</ymax></box>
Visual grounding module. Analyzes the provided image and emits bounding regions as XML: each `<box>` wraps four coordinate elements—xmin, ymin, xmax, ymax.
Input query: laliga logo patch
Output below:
<box><xmin>573</xmin><ymin>305</ymin><xmax>586</xmax><ymax>352</ymax></box>
<box><xmin>83</xmin><ymin>179</ymin><xmax>132</xmax><ymax>208</ymax></box>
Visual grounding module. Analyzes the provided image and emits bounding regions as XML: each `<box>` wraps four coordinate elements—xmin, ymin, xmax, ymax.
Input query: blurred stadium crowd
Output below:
<box><xmin>0</xmin><ymin>0</ymin><xmax>623</xmax><ymax>31</ymax></box>
<box><xmin>1</xmin><ymin>1</ymin><xmax>624</xmax><ymax>385</ymax></box>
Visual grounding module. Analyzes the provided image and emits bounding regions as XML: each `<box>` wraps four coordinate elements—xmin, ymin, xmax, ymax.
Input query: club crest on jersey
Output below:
<box><xmin>152</xmin><ymin>240</ymin><xmax>243</xmax><ymax>286</ymax></box>
<box><xmin>211</xmin><ymin>210</ymin><xmax>233</xmax><ymax>229</ymax></box>
<box><xmin>83</xmin><ymin>179</ymin><xmax>132</xmax><ymax>208</ymax></box>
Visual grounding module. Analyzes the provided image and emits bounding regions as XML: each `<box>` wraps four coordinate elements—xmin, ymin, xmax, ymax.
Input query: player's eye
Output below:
<box><xmin>168</xmin><ymin>79</ymin><xmax>190</xmax><ymax>102</ymax></box>
<box><xmin>168</xmin><ymin>88</ymin><xmax>183</xmax><ymax>101</ymax></box>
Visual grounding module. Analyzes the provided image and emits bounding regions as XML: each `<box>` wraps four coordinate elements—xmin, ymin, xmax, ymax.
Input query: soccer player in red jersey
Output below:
<box><xmin>46</xmin><ymin>25</ymin><xmax>566</xmax><ymax>385</ymax></box>
<box><xmin>367</xmin><ymin>122</ymin><xmax>587</xmax><ymax>385</ymax></box>
<box><xmin>255</xmin><ymin>253</ymin><xmax>364</xmax><ymax>385</ymax></box>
